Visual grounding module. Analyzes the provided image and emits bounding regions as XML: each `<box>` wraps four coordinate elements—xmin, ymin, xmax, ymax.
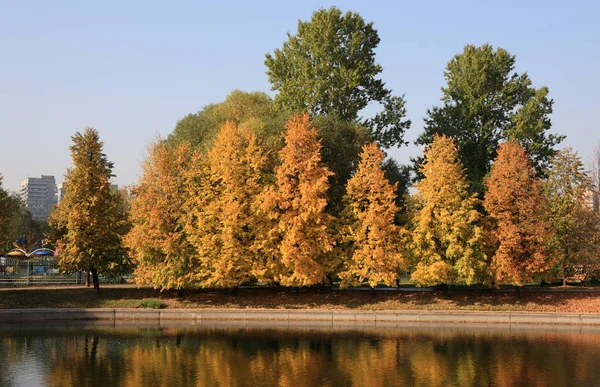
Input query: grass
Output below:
<box><xmin>0</xmin><ymin>285</ymin><xmax>600</xmax><ymax>313</ymax></box>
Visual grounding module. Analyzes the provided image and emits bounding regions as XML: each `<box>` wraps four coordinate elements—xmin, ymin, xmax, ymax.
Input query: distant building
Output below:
<box><xmin>57</xmin><ymin>182</ymin><xmax>66</xmax><ymax>204</ymax></box>
<box><xmin>20</xmin><ymin>175</ymin><xmax>58</xmax><ymax>221</ymax></box>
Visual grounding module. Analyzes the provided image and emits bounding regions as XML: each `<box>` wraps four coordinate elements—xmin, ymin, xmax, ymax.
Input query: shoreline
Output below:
<box><xmin>1</xmin><ymin>308</ymin><xmax>600</xmax><ymax>326</ymax></box>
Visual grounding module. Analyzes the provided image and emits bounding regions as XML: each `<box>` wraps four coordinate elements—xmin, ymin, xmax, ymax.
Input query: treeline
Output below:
<box><xmin>124</xmin><ymin>114</ymin><xmax>600</xmax><ymax>291</ymax></box>
<box><xmin>3</xmin><ymin>7</ymin><xmax>599</xmax><ymax>291</ymax></box>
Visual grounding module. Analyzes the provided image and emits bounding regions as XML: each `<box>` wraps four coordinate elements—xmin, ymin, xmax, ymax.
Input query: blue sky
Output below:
<box><xmin>1</xmin><ymin>0</ymin><xmax>598</xmax><ymax>192</ymax></box>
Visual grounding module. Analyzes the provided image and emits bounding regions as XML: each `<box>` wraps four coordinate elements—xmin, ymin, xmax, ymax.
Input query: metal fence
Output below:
<box><xmin>0</xmin><ymin>257</ymin><xmax>82</xmax><ymax>287</ymax></box>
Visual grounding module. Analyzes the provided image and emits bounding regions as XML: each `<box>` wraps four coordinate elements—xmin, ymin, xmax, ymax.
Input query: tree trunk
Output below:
<box><xmin>90</xmin><ymin>268</ymin><xmax>100</xmax><ymax>293</ymax></box>
<box><xmin>515</xmin><ymin>285</ymin><xmax>522</xmax><ymax>299</ymax></box>
<box><xmin>444</xmin><ymin>284</ymin><xmax>450</xmax><ymax>298</ymax></box>
<box><xmin>177</xmin><ymin>288</ymin><xmax>184</xmax><ymax>297</ymax></box>
<box><xmin>562</xmin><ymin>278</ymin><xmax>567</xmax><ymax>287</ymax></box>
<box><xmin>85</xmin><ymin>270</ymin><xmax>90</xmax><ymax>288</ymax></box>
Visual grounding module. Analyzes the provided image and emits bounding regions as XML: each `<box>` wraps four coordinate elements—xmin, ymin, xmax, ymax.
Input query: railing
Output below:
<box><xmin>0</xmin><ymin>262</ymin><xmax>83</xmax><ymax>287</ymax></box>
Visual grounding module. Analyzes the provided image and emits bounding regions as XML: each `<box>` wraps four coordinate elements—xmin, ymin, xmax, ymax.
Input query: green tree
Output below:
<box><xmin>416</xmin><ymin>44</ymin><xmax>563</xmax><ymax>194</ymax></box>
<box><xmin>0</xmin><ymin>176</ymin><xmax>18</xmax><ymax>248</ymax></box>
<box><xmin>410</xmin><ymin>135</ymin><xmax>487</xmax><ymax>288</ymax></box>
<box><xmin>339</xmin><ymin>143</ymin><xmax>407</xmax><ymax>287</ymax></box>
<box><xmin>168</xmin><ymin>90</ymin><xmax>286</xmax><ymax>155</ymax></box>
<box><xmin>265</xmin><ymin>6</ymin><xmax>410</xmax><ymax>148</ymax></box>
<box><xmin>545</xmin><ymin>148</ymin><xmax>600</xmax><ymax>283</ymax></box>
<box><xmin>49</xmin><ymin>128</ymin><xmax>130</xmax><ymax>292</ymax></box>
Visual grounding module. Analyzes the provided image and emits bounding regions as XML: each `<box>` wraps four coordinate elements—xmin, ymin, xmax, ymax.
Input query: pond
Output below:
<box><xmin>1</xmin><ymin>321</ymin><xmax>599</xmax><ymax>387</ymax></box>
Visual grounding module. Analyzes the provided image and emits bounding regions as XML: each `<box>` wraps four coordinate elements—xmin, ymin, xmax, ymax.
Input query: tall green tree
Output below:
<box><xmin>416</xmin><ymin>44</ymin><xmax>563</xmax><ymax>194</ymax></box>
<box><xmin>49</xmin><ymin>128</ymin><xmax>130</xmax><ymax>292</ymax></box>
<box><xmin>168</xmin><ymin>90</ymin><xmax>286</xmax><ymax>154</ymax></box>
<box><xmin>410</xmin><ymin>135</ymin><xmax>487</xmax><ymax>288</ymax></box>
<box><xmin>265</xmin><ymin>6</ymin><xmax>411</xmax><ymax>148</ymax></box>
<box><xmin>545</xmin><ymin>148</ymin><xmax>600</xmax><ymax>283</ymax></box>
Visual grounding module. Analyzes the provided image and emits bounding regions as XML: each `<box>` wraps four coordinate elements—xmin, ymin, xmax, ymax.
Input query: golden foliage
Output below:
<box><xmin>49</xmin><ymin>128</ymin><xmax>130</xmax><ymax>285</ymax></box>
<box><xmin>339</xmin><ymin>143</ymin><xmax>407</xmax><ymax>287</ymax></box>
<box><xmin>184</xmin><ymin>121</ymin><xmax>267</xmax><ymax>287</ymax></box>
<box><xmin>484</xmin><ymin>141</ymin><xmax>549</xmax><ymax>286</ymax></box>
<box><xmin>410</xmin><ymin>135</ymin><xmax>486</xmax><ymax>286</ymax></box>
<box><xmin>126</xmin><ymin>140</ymin><xmax>197</xmax><ymax>290</ymax></box>
<box><xmin>258</xmin><ymin>114</ymin><xmax>334</xmax><ymax>286</ymax></box>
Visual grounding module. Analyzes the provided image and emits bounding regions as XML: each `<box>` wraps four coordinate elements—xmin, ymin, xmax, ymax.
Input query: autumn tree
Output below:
<box><xmin>48</xmin><ymin>128</ymin><xmax>130</xmax><ymax>292</ymax></box>
<box><xmin>0</xmin><ymin>175</ymin><xmax>17</xmax><ymax>247</ymax></box>
<box><xmin>126</xmin><ymin>140</ymin><xmax>197</xmax><ymax>291</ymax></box>
<box><xmin>184</xmin><ymin>121</ymin><xmax>267</xmax><ymax>287</ymax></box>
<box><xmin>410</xmin><ymin>135</ymin><xmax>486</xmax><ymax>288</ymax></box>
<box><xmin>339</xmin><ymin>143</ymin><xmax>407</xmax><ymax>287</ymax></box>
<box><xmin>545</xmin><ymin>148</ymin><xmax>600</xmax><ymax>284</ymax></box>
<box><xmin>484</xmin><ymin>141</ymin><xmax>549</xmax><ymax>292</ymax></box>
<box><xmin>265</xmin><ymin>7</ymin><xmax>410</xmax><ymax>148</ymax></box>
<box><xmin>591</xmin><ymin>142</ymin><xmax>600</xmax><ymax>213</ymax></box>
<box><xmin>416</xmin><ymin>44</ymin><xmax>563</xmax><ymax>194</ymax></box>
<box><xmin>258</xmin><ymin>114</ymin><xmax>334</xmax><ymax>286</ymax></box>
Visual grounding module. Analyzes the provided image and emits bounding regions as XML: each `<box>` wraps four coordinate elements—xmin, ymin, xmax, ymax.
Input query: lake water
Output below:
<box><xmin>1</xmin><ymin>321</ymin><xmax>599</xmax><ymax>387</ymax></box>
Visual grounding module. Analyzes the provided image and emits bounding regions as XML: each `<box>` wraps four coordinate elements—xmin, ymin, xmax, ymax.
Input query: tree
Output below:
<box><xmin>265</xmin><ymin>6</ymin><xmax>410</xmax><ymax>148</ymax></box>
<box><xmin>48</xmin><ymin>128</ymin><xmax>130</xmax><ymax>292</ymax></box>
<box><xmin>591</xmin><ymin>142</ymin><xmax>600</xmax><ymax>213</ymax></box>
<box><xmin>258</xmin><ymin>114</ymin><xmax>334</xmax><ymax>286</ymax></box>
<box><xmin>0</xmin><ymin>175</ymin><xmax>17</xmax><ymax>248</ymax></box>
<box><xmin>184</xmin><ymin>121</ymin><xmax>267</xmax><ymax>287</ymax></box>
<box><xmin>484</xmin><ymin>141</ymin><xmax>549</xmax><ymax>290</ymax></box>
<box><xmin>168</xmin><ymin>92</ymin><xmax>374</xmax><ymax>215</ymax></box>
<box><xmin>545</xmin><ymin>148</ymin><xmax>600</xmax><ymax>284</ymax></box>
<box><xmin>168</xmin><ymin>90</ymin><xmax>287</xmax><ymax>156</ymax></box>
<box><xmin>410</xmin><ymin>135</ymin><xmax>487</xmax><ymax>288</ymax></box>
<box><xmin>339</xmin><ymin>143</ymin><xmax>407</xmax><ymax>287</ymax></box>
<box><xmin>126</xmin><ymin>140</ymin><xmax>197</xmax><ymax>291</ymax></box>
<box><xmin>416</xmin><ymin>44</ymin><xmax>564</xmax><ymax>194</ymax></box>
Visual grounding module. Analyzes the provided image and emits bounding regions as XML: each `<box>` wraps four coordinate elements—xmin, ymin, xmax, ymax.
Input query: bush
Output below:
<box><xmin>138</xmin><ymin>299</ymin><xmax>167</xmax><ymax>309</ymax></box>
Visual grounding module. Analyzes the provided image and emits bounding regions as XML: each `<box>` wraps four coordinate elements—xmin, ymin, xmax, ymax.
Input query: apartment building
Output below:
<box><xmin>19</xmin><ymin>175</ymin><xmax>58</xmax><ymax>221</ymax></box>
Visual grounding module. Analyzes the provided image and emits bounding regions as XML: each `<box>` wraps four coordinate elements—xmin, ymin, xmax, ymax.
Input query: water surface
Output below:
<box><xmin>1</xmin><ymin>321</ymin><xmax>599</xmax><ymax>387</ymax></box>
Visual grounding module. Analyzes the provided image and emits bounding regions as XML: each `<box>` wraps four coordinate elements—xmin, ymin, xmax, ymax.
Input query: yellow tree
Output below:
<box><xmin>184</xmin><ymin>121</ymin><xmax>267</xmax><ymax>287</ymax></box>
<box><xmin>339</xmin><ymin>143</ymin><xmax>407</xmax><ymax>287</ymax></box>
<box><xmin>259</xmin><ymin>114</ymin><xmax>334</xmax><ymax>286</ymax></box>
<box><xmin>125</xmin><ymin>140</ymin><xmax>198</xmax><ymax>291</ymax></box>
<box><xmin>410</xmin><ymin>135</ymin><xmax>486</xmax><ymax>288</ymax></box>
<box><xmin>48</xmin><ymin>128</ymin><xmax>130</xmax><ymax>292</ymax></box>
<box><xmin>484</xmin><ymin>141</ymin><xmax>549</xmax><ymax>291</ymax></box>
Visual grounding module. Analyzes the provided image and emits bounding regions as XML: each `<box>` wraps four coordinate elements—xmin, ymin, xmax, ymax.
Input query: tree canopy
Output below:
<box><xmin>339</xmin><ymin>143</ymin><xmax>407</xmax><ymax>287</ymax></box>
<box><xmin>265</xmin><ymin>6</ymin><xmax>410</xmax><ymax>148</ymax></box>
<box><xmin>49</xmin><ymin>128</ymin><xmax>130</xmax><ymax>292</ymax></box>
<box><xmin>259</xmin><ymin>114</ymin><xmax>334</xmax><ymax>286</ymax></box>
<box><xmin>184</xmin><ymin>122</ymin><xmax>267</xmax><ymax>287</ymax></box>
<box><xmin>484</xmin><ymin>141</ymin><xmax>549</xmax><ymax>287</ymax></box>
<box><xmin>126</xmin><ymin>140</ymin><xmax>198</xmax><ymax>291</ymax></box>
<box><xmin>410</xmin><ymin>135</ymin><xmax>486</xmax><ymax>287</ymax></box>
<box><xmin>416</xmin><ymin>44</ymin><xmax>563</xmax><ymax>194</ymax></box>
<box><xmin>544</xmin><ymin>148</ymin><xmax>600</xmax><ymax>283</ymax></box>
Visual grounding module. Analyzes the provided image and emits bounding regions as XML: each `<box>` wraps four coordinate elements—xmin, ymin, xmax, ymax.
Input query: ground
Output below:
<box><xmin>1</xmin><ymin>285</ymin><xmax>600</xmax><ymax>313</ymax></box>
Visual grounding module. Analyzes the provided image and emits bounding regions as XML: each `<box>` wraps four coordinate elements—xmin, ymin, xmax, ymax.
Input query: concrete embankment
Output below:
<box><xmin>0</xmin><ymin>308</ymin><xmax>599</xmax><ymax>326</ymax></box>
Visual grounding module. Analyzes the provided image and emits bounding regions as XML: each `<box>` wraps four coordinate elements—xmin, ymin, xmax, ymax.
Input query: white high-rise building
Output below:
<box><xmin>19</xmin><ymin>175</ymin><xmax>58</xmax><ymax>221</ymax></box>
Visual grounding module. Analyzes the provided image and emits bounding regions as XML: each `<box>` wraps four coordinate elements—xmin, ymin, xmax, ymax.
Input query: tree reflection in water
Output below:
<box><xmin>0</xmin><ymin>323</ymin><xmax>599</xmax><ymax>387</ymax></box>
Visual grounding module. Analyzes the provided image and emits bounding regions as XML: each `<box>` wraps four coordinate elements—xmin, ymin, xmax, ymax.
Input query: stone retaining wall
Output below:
<box><xmin>0</xmin><ymin>308</ymin><xmax>599</xmax><ymax>325</ymax></box>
